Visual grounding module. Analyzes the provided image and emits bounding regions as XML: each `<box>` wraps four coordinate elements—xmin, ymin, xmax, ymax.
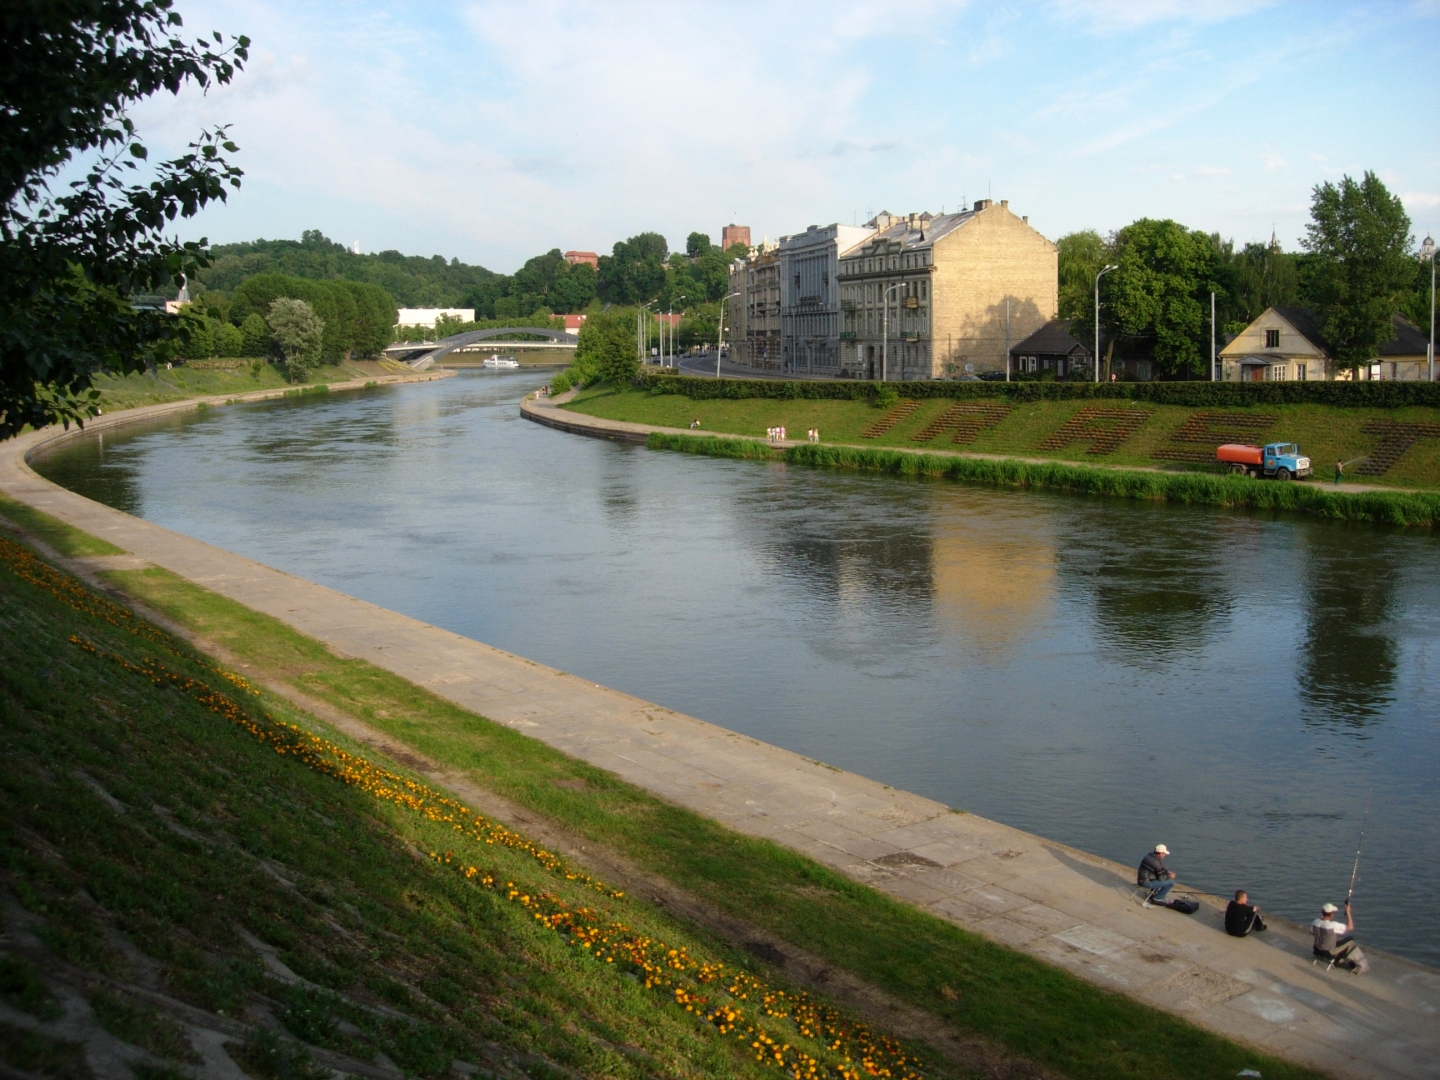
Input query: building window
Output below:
<box><xmin>1297</xmin><ymin>363</ymin><xmax>1307</xmax><ymax>381</ymax></box>
<box><xmin>1265</xmin><ymin>328</ymin><xmax>1280</xmax><ymax>348</ymax></box>
<box><xmin>1267</xmin><ymin>364</ymin><xmax>1287</xmax><ymax>382</ymax></box>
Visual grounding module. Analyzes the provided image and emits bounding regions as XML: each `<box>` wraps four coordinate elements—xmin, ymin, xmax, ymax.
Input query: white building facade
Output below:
<box><xmin>395</xmin><ymin>308</ymin><xmax>475</xmax><ymax>328</ymax></box>
<box><xmin>777</xmin><ymin>224</ymin><xmax>874</xmax><ymax>375</ymax></box>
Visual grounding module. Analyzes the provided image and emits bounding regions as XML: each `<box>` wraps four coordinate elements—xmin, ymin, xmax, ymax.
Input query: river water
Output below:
<box><xmin>35</xmin><ymin>372</ymin><xmax>1440</xmax><ymax>966</ymax></box>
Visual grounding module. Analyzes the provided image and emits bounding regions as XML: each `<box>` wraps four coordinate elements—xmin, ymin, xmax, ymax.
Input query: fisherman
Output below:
<box><xmin>1225</xmin><ymin>890</ymin><xmax>1267</xmax><ymax>936</ymax></box>
<box><xmin>1312</xmin><ymin>901</ymin><xmax>1369</xmax><ymax>974</ymax></box>
<box><xmin>1136</xmin><ymin>844</ymin><xmax>1176</xmax><ymax>907</ymax></box>
<box><xmin>1335</xmin><ymin>459</ymin><xmax>1344</xmax><ymax>485</ymax></box>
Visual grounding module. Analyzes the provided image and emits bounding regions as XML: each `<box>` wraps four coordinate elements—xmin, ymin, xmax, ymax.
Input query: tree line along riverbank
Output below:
<box><xmin>0</xmin><ymin>480</ymin><xmax>1326</xmax><ymax>1080</ymax></box>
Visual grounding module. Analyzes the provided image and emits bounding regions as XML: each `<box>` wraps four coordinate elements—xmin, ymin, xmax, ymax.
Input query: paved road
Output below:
<box><xmin>3</xmin><ymin>390</ymin><xmax>1438</xmax><ymax>1080</ymax></box>
<box><xmin>671</xmin><ymin>353</ymin><xmax>847</xmax><ymax>381</ymax></box>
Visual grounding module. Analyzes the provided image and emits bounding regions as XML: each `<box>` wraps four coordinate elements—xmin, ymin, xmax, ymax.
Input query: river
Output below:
<box><xmin>34</xmin><ymin>371</ymin><xmax>1440</xmax><ymax>966</ymax></box>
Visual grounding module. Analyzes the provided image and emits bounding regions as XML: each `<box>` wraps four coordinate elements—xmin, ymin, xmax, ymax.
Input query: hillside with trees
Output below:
<box><xmin>195</xmin><ymin>230</ymin><xmax>599</xmax><ymax>319</ymax></box>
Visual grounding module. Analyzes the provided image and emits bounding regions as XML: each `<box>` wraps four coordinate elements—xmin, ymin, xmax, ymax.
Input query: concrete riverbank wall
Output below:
<box><xmin>2</xmin><ymin>383</ymin><xmax>1437</xmax><ymax>1080</ymax></box>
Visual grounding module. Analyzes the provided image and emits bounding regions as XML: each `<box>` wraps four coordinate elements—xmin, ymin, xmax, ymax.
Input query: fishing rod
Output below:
<box><xmin>1346</xmin><ymin>790</ymin><xmax>1372</xmax><ymax>904</ymax></box>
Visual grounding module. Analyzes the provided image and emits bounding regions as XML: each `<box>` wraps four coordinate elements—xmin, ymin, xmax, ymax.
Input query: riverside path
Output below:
<box><xmin>3</xmin><ymin>388</ymin><xmax>1438</xmax><ymax>1080</ymax></box>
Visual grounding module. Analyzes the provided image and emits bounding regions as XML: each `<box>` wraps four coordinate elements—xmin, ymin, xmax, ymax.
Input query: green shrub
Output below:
<box><xmin>549</xmin><ymin>369</ymin><xmax>574</xmax><ymax>395</ymax></box>
<box><xmin>874</xmin><ymin>385</ymin><xmax>900</xmax><ymax>409</ymax></box>
<box><xmin>635</xmin><ymin>373</ymin><xmax>1440</xmax><ymax>409</ymax></box>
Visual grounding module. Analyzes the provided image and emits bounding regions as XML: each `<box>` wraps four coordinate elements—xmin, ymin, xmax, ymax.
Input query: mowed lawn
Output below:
<box><xmin>565</xmin><ymin>386</ymin><xmax>1440</xmax><ymax>488</ymax></box>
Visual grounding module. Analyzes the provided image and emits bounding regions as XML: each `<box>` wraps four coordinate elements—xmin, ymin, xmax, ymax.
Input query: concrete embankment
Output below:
<box><xmin>3</xmin><ymin>384</ymin><xmax>1438</xmax><ymax>1080</ymax></box>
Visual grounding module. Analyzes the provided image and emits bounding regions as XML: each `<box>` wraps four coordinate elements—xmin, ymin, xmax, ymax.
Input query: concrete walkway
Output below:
<box><xmin>526</xmin><ymin>390</ymin><xmax>1438</xmax><ymax>498</ymax></box>
<box><xmin>3</xmin><ymin>391</ymin><xmax>1438</xmax><ymax>1080</ymax></box>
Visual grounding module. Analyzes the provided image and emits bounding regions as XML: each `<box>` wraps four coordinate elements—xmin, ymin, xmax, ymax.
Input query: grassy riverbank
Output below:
<box><xmin>566</xmin><ymin>385</ymin><xmax>1440</xmax><ymax>489</ymax></box>
<box><xmin>646</xmin><ymin>431</ymin><xmax>1440</xmax><ymax>526</ymax></box>
<box><xmin>0</xmin><ymin>531</ymin><xmax>952</xmax><ymax>1080</ymax></box>
<box><xmin>92</xmin><ymin>358</ymin><xmax>412</xmax><ymax>412</ymax></box>
<box><xmin>10</xmin><ymin>551</ymin><xmax>1317</xmax><ymax>1079</ymax></box>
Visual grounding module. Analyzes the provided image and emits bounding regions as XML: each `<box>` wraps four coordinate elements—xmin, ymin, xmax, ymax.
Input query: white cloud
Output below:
<box><xmin>1050</xmin><ymin>0</ymin><xmax>1275</xmax><ymax>32</ymax></box>
<box><xmin>126</xmin><ymin>0</ymin><xmax>1435</xmax><ymax>271</ymax></box>
<box><xmin>1402</xmin><ymin>192</ymin><xmax>1440</xmax><ymax>209</ymax></box>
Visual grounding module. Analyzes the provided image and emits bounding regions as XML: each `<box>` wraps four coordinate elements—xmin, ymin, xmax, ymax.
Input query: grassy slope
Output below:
<box><xmin>0</xmin><ymin>537</ymin><xmax>935</xmax><ymax>1080</ymax></box>
<box><xmin>98</xmin><ymin>564</ymin><xmax>1321</xmax><ymax>1080</ymax></box>
<box><xmin>91</xmin><ymin>360</ymin><xmax>406</xmax><ymax>413</ymax></box>
<box><xmin>0</xmin><ymin>494</ymin><xmax>125</xmax><ymax>557</ymax></box>
<box><xmin>565</xmin><ymin>387</ymin><xmax>1440</xmax><ymax>489</ymax></box>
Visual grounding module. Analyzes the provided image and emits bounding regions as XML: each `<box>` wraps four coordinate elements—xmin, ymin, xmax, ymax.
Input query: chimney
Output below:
<box><xmin>1022</xmin><ymin>216</ymin><xmax>1028</xmax><ymax>224</ymax></box>
<box><xmin>973</xmin><ymin>198</ymin><xmax>991</xmax><ymax>211</ymax></box>
<box><xmin>1001</xmin><ymin>199</ymin><xmax>1008</xmax><ymax>208</ymax></box>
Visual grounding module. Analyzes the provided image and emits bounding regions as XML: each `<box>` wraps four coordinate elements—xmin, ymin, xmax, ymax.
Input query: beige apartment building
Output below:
<box><xmin>729</xmin><ymin>245</ymin><xmax>783</xmax><ymax>370</ymax></box>
<box><xmin>837</xmin><ymin>200</ymin><xmax>1057</xmax><ymax>380</ymax></box>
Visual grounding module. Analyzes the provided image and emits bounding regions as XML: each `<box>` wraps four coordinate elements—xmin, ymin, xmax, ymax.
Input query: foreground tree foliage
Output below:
<box><xmin>0</xmin><ymin>1</ymin><xmax>248</xmax><ymax>438</ymax></box>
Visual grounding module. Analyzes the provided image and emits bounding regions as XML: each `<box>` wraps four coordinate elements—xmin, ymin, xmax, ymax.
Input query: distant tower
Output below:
<box><xmin>721</xmin><ymin>224</ymin><xmax>751</xmax><ymax>251</ymax></box>
<box><xmin>351</xmin><ymin>240</ymin><xmax>361</xmax><ymax>255</ymax></box>
<box><xmin>176</xmin><ymin>273</ymin><xmax>189</xmax><ymax>303</ymax></box>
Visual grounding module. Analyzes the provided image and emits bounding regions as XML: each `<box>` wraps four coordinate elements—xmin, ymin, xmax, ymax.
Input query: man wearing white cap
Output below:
<box><xmin>1312</xmin><ymin>901</ymin><xmax>1368</xmax><ymax>973</ymax></box>
<box><xmin>1136</xmin><ymin>844</ymin><xmax>1176</xmax><ymax>907</ymax></box>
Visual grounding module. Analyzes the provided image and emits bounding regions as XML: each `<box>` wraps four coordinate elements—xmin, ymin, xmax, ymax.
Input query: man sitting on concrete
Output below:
<box><xmin>1312</xmin><ymin>901</ymin><xmax>1369</xmax><ymax>973</ymax></box>
<box><xmin>1136</xmin><ymin>844</ymin><xmax>1176</xmax><ymax>907</ymax></box>
<box><xmin>1225</xmin><ymin>890</ymin><xmax>1267</xmax><ymax>936</ymax></box>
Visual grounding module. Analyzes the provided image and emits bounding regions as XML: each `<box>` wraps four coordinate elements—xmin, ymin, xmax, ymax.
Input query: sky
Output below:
<box><xmin>132</xmin><ymin>0</ymin><xmax>1440</xmax><ymax>274</ymax></box>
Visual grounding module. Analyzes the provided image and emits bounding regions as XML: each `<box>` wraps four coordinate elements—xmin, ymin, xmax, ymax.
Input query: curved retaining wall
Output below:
<box><xmin>2</xmin><ymin>382</ymin><xmax>1435</xmax><ymax>1080</ymax></box>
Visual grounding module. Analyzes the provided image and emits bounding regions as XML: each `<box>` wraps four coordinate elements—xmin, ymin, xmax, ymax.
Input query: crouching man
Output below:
<box><xmin>1136</xmin><ymin>844</ymin><xmax>1176</xmax><ymax>907</ymax></box>
<box><xmin>1225</xmin><ymin>890</ymin><xmax>1267</xmax><ymax>936</ymax></box>
<box><xmin>1312</xmin><ymin>901</ymin><xmax>1369</xmax><ymax>974</ymax></box>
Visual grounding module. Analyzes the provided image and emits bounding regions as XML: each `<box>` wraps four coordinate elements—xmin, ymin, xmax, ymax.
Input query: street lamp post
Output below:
<box><xmin>667</xmin><ymin>295</ymin><xmax>685</xmax><ymax>369</ymax></box>
<box><xmin>717</xmin><ymin>292</ymin><xmax>739</xmax><ymax>379</ymax></box>
<box><xmin>1422</xmin><ymin>235</ymin><xmax>1436</xmax><ymax>383</ymax></box>
<box><xmin>638</xmin><ymin>301</ymin><xmax>655</xmax><ymax>366</ymax></box>
<box><xmin>1094</xmin><ymin>264</ymin><xmax>1117</xmax><ymax>382</ymax></box>
<box><xmin>881</xmin><ymin>282</ymin><xmax>905</xmax><ymax>383</ymax></box>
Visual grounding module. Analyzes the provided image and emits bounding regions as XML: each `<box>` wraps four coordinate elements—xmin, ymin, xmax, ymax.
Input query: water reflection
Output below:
<box><xmin>1298</xmin><ymin>528</ymin><xmax>1399</xmax><ymax>728</ymax></box>
<box><xmin>1058</xmin><ymin>527</ymin><xmax>1234</xmax><ymax>668</ymax></box>
<box><xmin>930</xmin><ymin>508</ymin><xmax>1055</xmax><ymax>661</ymax></box>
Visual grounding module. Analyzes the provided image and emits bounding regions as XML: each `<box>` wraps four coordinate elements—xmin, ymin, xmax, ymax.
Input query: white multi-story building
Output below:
<box><xmin>777</xmin><ymin>224</ymin><xmax>874</xmax><ymax>375</ymax></box>
<box><xmin>395</xmin><ymin>308</ymin><xmax>475</xmax><ymax>328</ymax></box>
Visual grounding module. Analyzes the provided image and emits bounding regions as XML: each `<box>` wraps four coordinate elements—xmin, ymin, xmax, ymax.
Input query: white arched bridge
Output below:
<box><xmin>383</xmin><ymin>327</ymin><xmax>578</xmax><ymax>370</ymax></box>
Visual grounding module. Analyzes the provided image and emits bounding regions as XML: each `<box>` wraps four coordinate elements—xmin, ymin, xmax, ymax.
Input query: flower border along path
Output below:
<box><xmin>0</xmin><ymin>391</ymin><xmax>1435</xmax><ymax>1080</ymax></box>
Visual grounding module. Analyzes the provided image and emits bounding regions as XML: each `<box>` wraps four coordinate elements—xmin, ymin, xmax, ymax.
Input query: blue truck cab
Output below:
<box><xmin>1261</xmin><ymin>442</ymin><xmax>1311</xmax><ymax>480</ymax></box>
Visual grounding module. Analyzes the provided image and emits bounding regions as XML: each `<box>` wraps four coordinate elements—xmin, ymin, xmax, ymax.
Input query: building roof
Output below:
<box><xmin>849</xmin><ymin>210</ymin><xmax>977</xmax><ymax>257</ymax></box>
<box><xmin>1272</xmin><ymin>306</ymin><xmax>1330</xmax><ymax>353</ymax></box>
<box><xmin>1255</xmin><ymin>307</ymin><xmax>1427</xmax><ymax>359</ymax></box>
<box><xmin>1378</xmin><ymin>314</ymin><xmax>1429</xmax><ymax>357</ymax></box>
<box><xmin>1011</xmin><ymin>318</ymin><xmax>1090</xmax><ymax>357</ymax></box>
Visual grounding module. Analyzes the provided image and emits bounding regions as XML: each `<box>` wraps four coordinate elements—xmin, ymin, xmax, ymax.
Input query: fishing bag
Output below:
<box><xmin>1165</xmin><ymin>899</ymin><xmax>1200</xmax><ymax>915</ymax></box>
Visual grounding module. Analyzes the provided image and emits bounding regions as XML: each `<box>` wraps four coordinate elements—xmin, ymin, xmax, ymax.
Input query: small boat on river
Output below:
<box><xmin>481</xmin><ymin>355</ymin><xmax>520</xmax><ymax>369</ymax></box>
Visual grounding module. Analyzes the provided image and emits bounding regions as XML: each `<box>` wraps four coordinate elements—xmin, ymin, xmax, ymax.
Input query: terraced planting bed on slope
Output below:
<box><xmin>565</xmin><ymin>387</ymin><xmax>1440</xmax><ymax>487</ymax></box>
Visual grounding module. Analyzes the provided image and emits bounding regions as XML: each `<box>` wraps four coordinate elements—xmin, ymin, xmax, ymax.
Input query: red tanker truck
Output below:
<box><xmin>1216</xmin><ymin>442</ymin><xmax>1311</xmax><ymax>480</ymax></box>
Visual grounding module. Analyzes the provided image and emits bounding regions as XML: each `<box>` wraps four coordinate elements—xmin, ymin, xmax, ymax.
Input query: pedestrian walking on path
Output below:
<box><xmin>1137</xmin><ymin>843</ymin><xmax>1176</xmax><ymax>906</ymax></box>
